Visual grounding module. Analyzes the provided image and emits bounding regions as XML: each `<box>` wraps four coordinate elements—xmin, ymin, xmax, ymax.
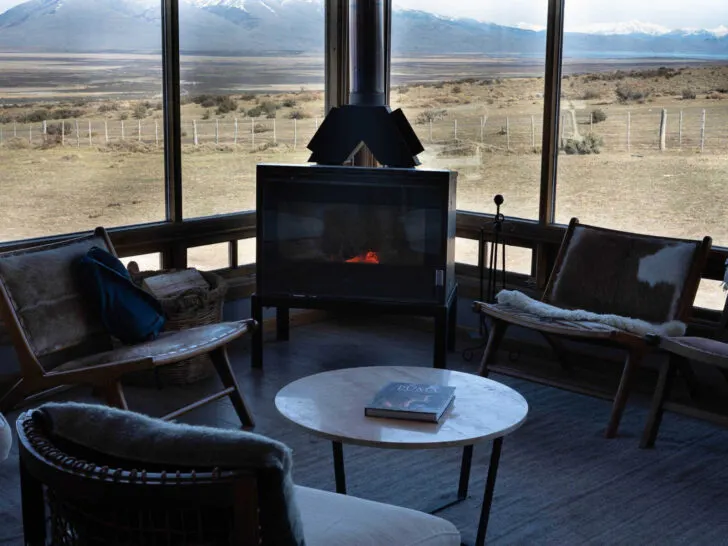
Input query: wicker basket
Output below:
<box><xmin>124</xmin><ymin>268</ymin><xmax>228</xmax><ymax>386</ymax></box>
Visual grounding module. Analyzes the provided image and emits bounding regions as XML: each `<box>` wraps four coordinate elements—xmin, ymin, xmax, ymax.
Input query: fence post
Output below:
<box><xmin>234</xmin><ymin>117</ymin><xmax>238</xmax><ymax>145</ymax></box>
<box><xmin>121</xmin><ymin>120</ymin><xmax>125</xmax><ymax>141</ymax></box>
<box><xmin>481</xmin><ymin>116</ymin><xmax>487</xmax><ymax>143</ymax></box>
<box><xmin>454</xmin><ymin>119</ymin><xmax>458</xmax><ymax>141</ymax></box>
<box><xmin>29</xmin><ymin>125</ymin><xmax>32</xmax><ymax>145</ymax></box>
<box><xmin>429</xmin><ymin>119</ymin><xmax>433</xmax><ymax>142</ymax></box>
<box><xmin>294</xmin><ymin>118</ymin><xmax>297</xmax><ymax>149</ymax></box>
<box><xmin>273</xmin><ymin>118</ymin><xmax>277</xmax><ymax>144</ymax></box>
<box><xmin>88</xmin><ymin>120</ymin><xmax>92</xmax><ymax>147</ymax></box>
<box><xmin>506</xmin><ymin>117</ymin><xmax>510</xmax><ymax>151</ymax></box>
<box><xmin>590</xmin><ymin>112</ymin><xmax>593</xmax><ymax>133</ymax></box>
<box><xmin>104</xmin><ymin>120</ymin><xmax>108</xmax><ymax>144</ymax></box>
<box><xmin>215</xmin><ymin>118</ymin><xmax>219</xmax><ymax>145</ymax></box>
<box><xmin>627</xmin><ymin>112</ymin><xmax>631</xmax><ymax>152</ymax></box>
<box><xmin>700</xmin><ymin>109</ymin><xmax>706</xmax><ymax>152</ymax></box>
<box><xmin>531</xmin><ymin>115</ymin><xmax>535</xmax><ymax>148</ymax></box>
<box><xmin>42</xmin><ymin>120</ymin><xmax>47</xmax><ymax>135</ymax></box>
<box><xmin>13</xmin><ymin>121</ymin><xmax>16</xmax><ymax>138</ymax></box>
<box><xmin>137</xmin><ymin>120</ymin><xmax>141</xmax><ymax>142</ymax></box>
<box><xmin>155</xmin><ymin>120</ymin><xmax>159</xmax><ymax>147</ymax></box>
<box><xmin>678</xmin><ymin>109</ymin><xmax>683</xmax><ymax>148</ymax></box>
<box><xmin>61</xmin><ymin>121</ymin><xmax>65</xmax><ymax>146</ymax></box>
<box><xmin>193</xmin><ymin>120</ymin><xmax>198</xmax><ymax>146</ymax></box>
<box><xmin>251</xmin><ymin>117</ymin><xmax>255</xmax><ymax>149</ymax></box>
<box><xmin>659</xmin><ymin>108</ymin><xmax>667</xmax><ymax>151</ymax></box>
<box><xmin>75</xmin><ymin>120</ymin><xmax>80</xmax><ymax>147</ymax></box>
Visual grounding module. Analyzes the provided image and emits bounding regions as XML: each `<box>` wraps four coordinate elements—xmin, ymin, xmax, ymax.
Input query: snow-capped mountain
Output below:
<box><xmin>570</xmin><ymin>20</ymin><xmax>728</xmax><ymax>38</ymax></box>
<box><xmin>0</xmin><ymin>0</ymin><xmax>725</xmax><ymax>56</ymax></box>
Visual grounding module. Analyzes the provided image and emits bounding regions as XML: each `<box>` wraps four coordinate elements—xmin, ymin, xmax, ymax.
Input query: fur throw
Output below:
<box><xmin>723</xmin><ymin>259</ymin><xmax>728</xmax><ymax>291</ymax></box>
<box><xmin>496</xmin><ymin>290</ymin><xmax>687</xmax><ymax>337</ymax></box>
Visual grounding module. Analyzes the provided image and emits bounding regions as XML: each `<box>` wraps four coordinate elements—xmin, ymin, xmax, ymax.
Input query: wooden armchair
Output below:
<box><xmin>0</xmin><ymin>227</ymin><xmax>256</xmax><ymax>427</ymax></box>
<box><xmin>475</xmin><ymin>218</ymin><xmax>711</xmax><ymax>438</ymax></box>
<box><xmin>640</xmin><ymin>280</ymin><xmax>728</xmax><ymax>448</ymax></box>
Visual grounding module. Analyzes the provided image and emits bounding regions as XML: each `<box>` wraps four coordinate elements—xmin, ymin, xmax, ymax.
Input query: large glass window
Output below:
<box><xmin>0</xmin><ymin>1</ymin><xmax>165</xmax><ymax>242</ymax></box>
<box><xmin>555</xmin><ymin>0</ymin><xmax>728</xmax><ymax>252</ymax></box>
<box><xmin>390</xmin><ymin>0</ymin><xmax>548</xmax><ymax>228</ymax></box>
<box><xmin>179</xmin><ymin>2</ymin><xmax>326</xmax><ymax>218</ymax></box>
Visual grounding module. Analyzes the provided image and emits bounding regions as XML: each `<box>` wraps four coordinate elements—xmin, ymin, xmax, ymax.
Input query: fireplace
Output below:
<box><xmin>257</xmin><ymin>164</ymin><xmax>457</xmax><ymax>304</ymax></box>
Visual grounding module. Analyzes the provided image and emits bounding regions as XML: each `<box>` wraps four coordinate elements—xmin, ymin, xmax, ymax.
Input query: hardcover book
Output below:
<box><xmin>364</xmin><ymin>382</ymin><xmax>456</xmax><ymax>423</ymax></box>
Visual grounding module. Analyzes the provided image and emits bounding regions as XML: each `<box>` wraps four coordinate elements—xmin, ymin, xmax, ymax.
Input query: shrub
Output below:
<box><xmin>1</xmin><ymin>137</ymin><xmax>31</xmax><ymax>150</ymax></box>
<box><xmin>253</xmin><ymin>122</ymin><xmax>269</xmax><ymax>133</ymax></box>
<box><xmin>682</xmin><ymin>88</ymin><xmax>697</xmax><ymax>100</ymax></box>
<box><xmin>591</xmin><ymin>108</ymin><xmax>607</xmax><ymax>124</ymax></box>
<box><xmin>581</xmin><ymin>90</ymin><xmax>601</xmax><ymax>100</ymax></box>
<box><xmin>615</xmin><ymin>85</ymin><xmax>650</xmax><ymax>102</ymax></box>
<box><xmin>563</xmin><ymin>133</ymin><xmax>602</xmax><ymax>155</ymax></box>
<box><xmin>247</xmin><ymin>106</ymin><xmax>263</xmax><ymax>118</ymax></box>
<box><xmin>414</xmin><ymin>109</ymin><xmax>447</xmax><ymax>124</ymax></box>
<box><xmin>200</xmin><ymin>98</ymin><xmax>216</xmax><ymax>108</ymax></box>
<box><xmin>119</xmin><ymin>112</ymin><xmax>129</xmax><ymax>121</ymax></box>
<box><xmin>215</xmin><ymin>96</ymin><xmax>237</xmax><ymax>115</ymax></box>
<box><xmin>132</xmin><ymin>102</ymin><xmax>147</xmax><ymax>119</ymax></box>
<box><xmin>282</xmin><ymin>98</ymin><xmax>297</xmax><ymax>108</ymax></box>
<box><xmin>240</xmin><ymin>93</ymin><xmax>256</xmax><ymax>101</ymax></box>
<box><xmin>288</xmin><ymin>109</ymin><xmax>309</xmax><ymax>120</ymax></box>
<box><xmin>98</xmin><ymin>102</ymin><xmax>119</xmax><ymax>113</ymax></box>
<box><xmin>24</xmin><ymin>109</ymin><xmax>48</xmax><ymax>123</ymax></box>
<box><xmin>201</xmin><ymin>109</ymin><xmax>211</xmax><ymax>120</ymax></box>
<box><xmin>451</xmin><ymin>85</ymin><xmax>462</xmax><ymax>94</ymax></box>
<box><xmin>52</xmin><ymin>108</ymin><xmax>86</xmax><ymax>120</ymax></box>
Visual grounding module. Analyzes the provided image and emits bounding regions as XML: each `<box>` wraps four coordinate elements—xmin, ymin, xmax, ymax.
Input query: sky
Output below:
<box><xmin>0</xmin><ymin>0</ymin><xmax>726</xmax><ymax>31</ymax></box>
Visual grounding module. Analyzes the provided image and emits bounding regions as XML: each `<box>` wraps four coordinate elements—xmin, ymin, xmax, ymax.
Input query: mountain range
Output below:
<box><xmin>0</xmin><ymin>0</ymin><xmax>726</xmax><ymax>57</ymax></box>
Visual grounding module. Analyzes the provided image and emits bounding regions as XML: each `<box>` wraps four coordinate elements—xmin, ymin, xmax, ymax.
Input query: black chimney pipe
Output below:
<box><xmin>349</xmin><ymin>0</ymin><xmax>385</xmax><ymax>107</ymax></box>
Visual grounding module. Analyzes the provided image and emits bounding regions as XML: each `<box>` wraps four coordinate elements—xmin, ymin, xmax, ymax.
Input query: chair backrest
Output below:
<box><xmin>543</xmin><ymin>218</ymin><xmax>712</xmax><ymax>324</ymax></box>
<box><xmin>16</xmin><ymin>410</ymin><xmax>261</xmax><ymax>546</ymax></box>
<box><xmin>0</xmin><ymin>227</ymin><xmax>115</xmax><ymax>373</ymax></box>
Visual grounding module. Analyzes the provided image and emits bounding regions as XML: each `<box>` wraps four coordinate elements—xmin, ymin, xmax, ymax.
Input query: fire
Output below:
<box><xmin>346</xmin><ymin>251</ymin><xmax>380</xmax><ymax>264</ymax></box>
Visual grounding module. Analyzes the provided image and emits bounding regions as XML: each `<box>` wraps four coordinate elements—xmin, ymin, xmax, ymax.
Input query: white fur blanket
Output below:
<box><xmin>496</xmin><ymin>290</ymin><xmax>687</xmax><ymax>337</ymax></box>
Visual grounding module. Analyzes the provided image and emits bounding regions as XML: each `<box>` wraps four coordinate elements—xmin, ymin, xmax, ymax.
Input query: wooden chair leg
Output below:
<box><xmin>605</xmin><ymin>348</ymin><xmax>644</xmax><ymax>439</ymax></box>
<box><xmin>541</xmin><ymin>333</ymin><xmax>574</xmax><ymax>373</ymax></box>
<box><xmin>210</xmin><ymin>347</ymin><xmax>255</xmax><ymax>429</ymax></box>
<box><xmin>0</xmin><ymin>377</ymin><xmax>27</xmax><ymax>413</ymax></box>
<box><xmin>673</xmin><ymin>357</ymin><xmax>701</xmax><ymax>401</ymax></box>
<box><xmin>478</xmin><ymin>319</ymin><xmax>508</xmax><ymax>377</ymax></box>
<box><xmin>640</xmin><ymin>356</ymin><xmax>677</xmax><ymax>449</ymax></box>
<box><xmin>97</xmin><ymin>381</ymin><xmax>128</xmax><ymax>410</ymax></box>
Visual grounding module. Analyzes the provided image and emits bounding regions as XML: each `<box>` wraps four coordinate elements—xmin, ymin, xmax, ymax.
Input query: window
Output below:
<box><xmin>555</xmin><ymin>0</ymin><xmax>728</xmax><ymax>253</ymax></box>
<box><xmin>390</xmin><ymin>0</ymin><xmax>548</xmax><ymax>220</ymax></box>
<box><xmin>0</xmin><ymin>0</ymin><xmax>165</xmax><ymax>242</ymax></box>
<box><xmin>179</xmin><ymin>2</ymin><xmax>326</xmax><ymax>218</ymax></box>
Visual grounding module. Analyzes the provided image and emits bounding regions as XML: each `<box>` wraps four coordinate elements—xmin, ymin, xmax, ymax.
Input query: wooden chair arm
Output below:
<box><xmin>39</xmin><ymin>357</ymin><xmax>155</xmax><ymax>389</ymax></box>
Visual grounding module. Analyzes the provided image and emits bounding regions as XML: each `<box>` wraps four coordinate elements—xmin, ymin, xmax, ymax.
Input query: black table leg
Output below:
<box><xmin>458</xmin><ymin>445</ymin><xmax>473</xmax><ymax>500</ymax></box>
<box><xmin>276</xmin><ymin>306</ymin><xmax>290</xmax><ymax>341</ymax></box>
<box><xmin>332</xmin><ymin>441</ymin><xmax>347</xmax><ymax>494</ymax></box>
<box><xmin>251</xmin><ymin>294</ymin><xmax>263</xmax><ymax>369</ymax></box>
<box><xmin>475</xmin><ymin>437</ymin><xmax>503</xmax><ymax>546</ymax></box>
<box><xmin>434</xmin><ymin>305</ymin><xmax>448</xmax><ymax>369</ymax></box>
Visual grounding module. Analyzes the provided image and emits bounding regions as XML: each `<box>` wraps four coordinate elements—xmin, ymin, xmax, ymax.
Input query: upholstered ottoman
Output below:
<box><xmin>296</xmin><ymin>485</ymin><xmax>461</xmax><ymax>546</ymax></box>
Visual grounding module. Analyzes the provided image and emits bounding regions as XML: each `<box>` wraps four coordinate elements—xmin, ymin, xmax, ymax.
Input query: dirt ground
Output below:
<box><xmin>1</xmin><ymin>63</ymin><xmax>727</xmax><ymax>308</ymax></box>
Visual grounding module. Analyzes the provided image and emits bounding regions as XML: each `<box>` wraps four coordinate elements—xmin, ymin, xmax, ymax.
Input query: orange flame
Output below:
<box><xmin>346</xmin><ymin>251</ymin><xmax>380</xmax><ymax>264</ymax></box>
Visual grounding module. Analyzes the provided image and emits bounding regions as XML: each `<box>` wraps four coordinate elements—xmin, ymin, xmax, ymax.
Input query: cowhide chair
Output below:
<box><xmin>640</xmin><ymin>269</ymin><xmax>728</xmax><ymax>448</ymax></box>
<box><xmin>0</xmin><ymin>228</ymin><xmax>256</xmax><ymax>427</ymax></box>
<box><xmin>474</xmin><ymin>218</ymin><xmax>711</xmax><ymax>438</ymax></box>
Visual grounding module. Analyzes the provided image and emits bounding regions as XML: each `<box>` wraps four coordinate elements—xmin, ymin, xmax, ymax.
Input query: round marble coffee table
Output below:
<box><xmin>275</xmin><ymin>366</ymin><xmax>528</xmax><ymax>545</ymax></box>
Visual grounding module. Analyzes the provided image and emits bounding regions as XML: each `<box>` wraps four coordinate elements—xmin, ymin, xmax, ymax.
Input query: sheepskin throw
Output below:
<box><xmin>496</xmin><ymin>290</ymin><xmax>687</xmax><ymax>337</ymax></box>
<box><xmin>35</xmin><ymin>402</ymin><xmax>305</xmax><ymax>546</ymax></box>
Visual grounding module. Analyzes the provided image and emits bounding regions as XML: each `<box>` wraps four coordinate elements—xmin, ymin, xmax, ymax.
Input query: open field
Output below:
<box><xmin>1</xmin><ymin>55</ymin><xmax>727</xmax><ymax>307</ymax></box>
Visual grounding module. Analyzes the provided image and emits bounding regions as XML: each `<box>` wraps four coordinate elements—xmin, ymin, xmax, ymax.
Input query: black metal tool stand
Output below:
<box><xmin>330</xmin><ymin>438</ymin><xmax>504</xmax><ymax>546</ymax></box>
<box><xmin>251</xmin><ymin>284</ymin><xmax>458</xmax><ymax>370</ymax></box>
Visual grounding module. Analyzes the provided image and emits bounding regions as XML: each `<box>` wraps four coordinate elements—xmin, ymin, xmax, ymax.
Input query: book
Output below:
<box><xmin>364</xmin><ymin>382</ymin><xmax>456</xmax><ymax>423</ymax></box>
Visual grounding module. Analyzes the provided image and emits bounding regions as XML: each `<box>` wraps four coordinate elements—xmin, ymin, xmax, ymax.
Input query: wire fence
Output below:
<box><xmin>1</xmin><ymin>104</ymin><xmax>727</xmax><ymax>154</ymax></box>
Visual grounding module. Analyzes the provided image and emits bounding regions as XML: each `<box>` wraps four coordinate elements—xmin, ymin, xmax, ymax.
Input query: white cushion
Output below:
<box><xmin>296</xmin><ymin>485</ymin><xmax>461</xmax><ymax>546</ymax></box>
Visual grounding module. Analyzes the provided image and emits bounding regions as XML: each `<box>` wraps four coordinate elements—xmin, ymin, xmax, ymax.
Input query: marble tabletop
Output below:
<box><xmin>275</xmin><ymin>366</ymin><xmax>529</xmax><ymax>449</ymax></box>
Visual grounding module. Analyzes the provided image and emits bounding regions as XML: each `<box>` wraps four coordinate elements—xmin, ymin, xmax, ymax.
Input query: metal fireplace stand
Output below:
<box><xmin>250</xmin><ymin>284</ymin><xmax>458</xmax><ymax>370</ymax></box>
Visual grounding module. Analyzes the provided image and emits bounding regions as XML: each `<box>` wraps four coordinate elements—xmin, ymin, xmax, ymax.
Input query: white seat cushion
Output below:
<box><xmin>296</xmin><ymin>485</ymin><xmax>461</xmax><ymax>546</ymax></box>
